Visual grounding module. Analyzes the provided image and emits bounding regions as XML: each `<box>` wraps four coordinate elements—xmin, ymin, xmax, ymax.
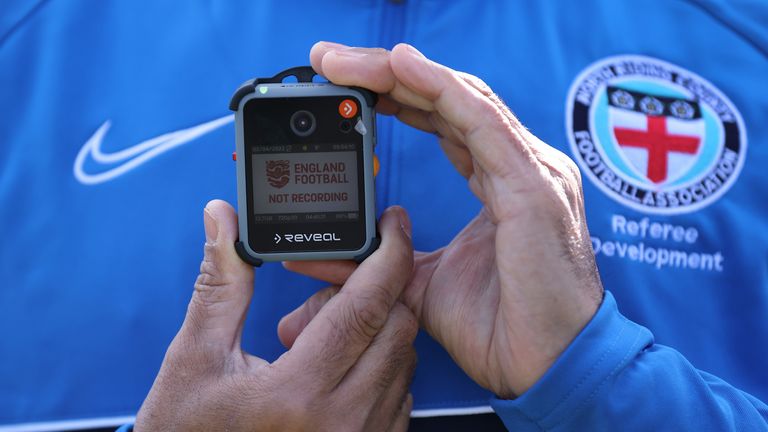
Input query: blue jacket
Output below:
<box><xmin>1</xmin><ymin>0</ymin><xmax>767</xmax><ymax>430</ymax></box>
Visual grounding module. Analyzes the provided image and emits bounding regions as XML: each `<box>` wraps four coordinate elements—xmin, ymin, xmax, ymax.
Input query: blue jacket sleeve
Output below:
<box><xmin>491</xmin><ymin>291</ymin><xmax>768</xmax><ymax>431</ymax></box>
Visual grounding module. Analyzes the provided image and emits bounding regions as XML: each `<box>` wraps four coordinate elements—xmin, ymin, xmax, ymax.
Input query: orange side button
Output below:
<box><xmin>339</xmin><ymin>99</ymin><xmax>358</xmax><ymax>118</ymax></box>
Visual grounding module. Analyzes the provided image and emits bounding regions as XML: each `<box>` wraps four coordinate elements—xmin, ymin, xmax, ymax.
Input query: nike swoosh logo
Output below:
<box><xmin>73</xmin><ymin>114</ymin><xmax>234</xmax><ymax>185</ymax></box>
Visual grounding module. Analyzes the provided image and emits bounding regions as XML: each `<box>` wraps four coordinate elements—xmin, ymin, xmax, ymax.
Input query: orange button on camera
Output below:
<box><xmin>339</xmin><ymin>99</ymin><xmax>358</xmax><ymax>118</ymax></box>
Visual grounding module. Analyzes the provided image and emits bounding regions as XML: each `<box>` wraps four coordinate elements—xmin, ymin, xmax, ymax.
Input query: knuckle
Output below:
<box><xmin>550</xmin><ymin>156</ymin><xmax>584</xmax><ymax>205</ymax></box>
<box><xmin>345</xmin><ymin>284</ymin><xmax>392</xmax><ymax>340</ymax></box>
<box><xmin>193</xmin><ymin>253</ymin><xmax>232</xmax><ymax>306</ymax></box>
<box><xmin>470</xmin><ymin>100</ymin><xmax>512</xmax><ymax>137</ymax></box>
<box><xmin>476</xmin><ymin>80</ymin><xmax>494</xmax><ymax>97</ymax></box>
<box><xmin>475</xmin><ymin>96</ymin><xmax>505</xmax><ymax>120</ymax></box>
<box><xmin>458</xmin><ymin>71</ymin><xmax>511</xmax><ymax>116</ymax></box>
<box><xmin>197</xmin><ymin>250</ymin><xmax>221</xmax><ymax>283</ymax></box>
<box><xmin>459</xmin><ymin>71</ymin><xmax>493</xmax><ymax>95</ymax></box>
<box><xmin>193</xmin><ymin>275</ymin><xmax>226</xmax><ymax>306</ymax></box>
<box><xmin>564</xmin><ymin>157</ymin><xmax>583</xmax><ymax>185</ymax></box>
<box><xmin>202</xmin><ymin>242</ymin><xmax>220</xmax><ymax>266</ymax></box>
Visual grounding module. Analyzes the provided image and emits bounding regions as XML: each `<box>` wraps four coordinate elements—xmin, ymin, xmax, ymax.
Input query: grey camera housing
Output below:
<box><xmin>230</xmin><ymin>67</ymin><xmax>379</xmax><ymax>266</ymax></box>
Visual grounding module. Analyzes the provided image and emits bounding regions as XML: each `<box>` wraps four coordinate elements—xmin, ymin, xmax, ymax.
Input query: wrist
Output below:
<box><xmin>496</xmin><ymin>287</ymin><xmax>602</xmax><ymax>397</ymax></box>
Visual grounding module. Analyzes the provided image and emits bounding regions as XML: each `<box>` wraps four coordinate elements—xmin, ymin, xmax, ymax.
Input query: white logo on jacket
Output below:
<box><xmin>73</xmin><ymin>115</ymin><xmax>233</xmax><ymax>185</ymax></box>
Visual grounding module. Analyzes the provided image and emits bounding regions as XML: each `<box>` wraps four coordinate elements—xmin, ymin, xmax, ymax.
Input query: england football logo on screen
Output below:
<box><xmin>266</xmin><ymin>160</ymin><xmax>290</xmax><ymax>189</ymax></box>
<box><xmin>566</xmin><ymin>55</ymin><xmax>747</xmax><ymax>214</ymax></box>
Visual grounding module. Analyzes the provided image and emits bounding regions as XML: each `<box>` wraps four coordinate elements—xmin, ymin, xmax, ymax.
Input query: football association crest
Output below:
<box><xmin>566</xmin><ymin>55</ymin><xmax>747</xmax><ymax>214</ymax></box>
<box><xmin>266</xmin><ymin>160</ymin><xmax>290</xmax><ymax>189</ymax></box>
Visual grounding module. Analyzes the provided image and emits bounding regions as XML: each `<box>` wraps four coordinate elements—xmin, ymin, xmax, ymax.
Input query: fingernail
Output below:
<box><xmin>397</xmin><ymin>207</ymin><xmax>412</xmax><ymax>239</ymax></box>
<box><xmin>203</xmin><ymin>207</ymin><xmax>219</xmax><ymax>243</ymax></box>
<box><xmin>331</xmin><ymin>48</ymin><xmax>368</xmax><ymax>58</ymax></box>
<box><xmin>317</xmin><ymin>41</ymin><xmax>347</xmax><ymax>49</ymax></box>
<box><xmin>404</xmin><ymin>44</ymin><xmax>425</xmax><ymax>58</ymax></box>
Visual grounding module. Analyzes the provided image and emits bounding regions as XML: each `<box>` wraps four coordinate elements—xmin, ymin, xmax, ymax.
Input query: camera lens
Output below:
<box><xmin>290</xmin><ymin>110</ymin><xmax>316</xmax><ymax>136</ymax></box>
<box><xmin>339</xmin><ymin>119</ymin><xmax>352</xmax><ymax>133</ymax></box>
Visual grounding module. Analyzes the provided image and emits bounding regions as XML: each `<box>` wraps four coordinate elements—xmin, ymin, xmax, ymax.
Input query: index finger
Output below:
<box><xmin>312</xmin><ymin>42</ymin><xmax>535</xmax><ymax>181</ymax></box>
<box><xmin>282</xmin><ymin>206</ymin><xmax>414</xmax><ymax>386</ymax></box>
<box><xmin>283</xmin><ymin>259</ymin><xmax>357</xmax><ymax>286</ymax></box>
<box><xmin>390</xmin><ymin>43</ymin><xmax>537</xmax><ymax>179</ymax></box>
<box><xmin>311</xmin><ymin>42</ymin><xmax>435</xmax><ymax>113</ymax></box>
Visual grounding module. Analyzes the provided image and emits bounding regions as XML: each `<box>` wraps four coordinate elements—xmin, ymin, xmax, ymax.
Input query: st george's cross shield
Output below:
<box><xmin>567</xmin><ymin>55</ymin><xmax>747</xmax><ymax>214</ymax></box>
<box><xmin>606</xmin><ymin>86</ymin><xmax>704</xmax><ymax>185</ymax></box>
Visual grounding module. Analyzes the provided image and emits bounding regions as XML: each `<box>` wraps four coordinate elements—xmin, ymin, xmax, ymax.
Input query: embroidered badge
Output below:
<box><xmin>566</xmin><ymin>55</ymin><xmax>747</xmax><ymax>214</ymax></box>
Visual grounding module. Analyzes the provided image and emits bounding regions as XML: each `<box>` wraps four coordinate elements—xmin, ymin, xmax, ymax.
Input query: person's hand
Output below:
<box><xmin>284</xmin><ymin>42</ymin><xmax>604</xmax><ymax>399</ymax></box>
<box><xmin>135</xmin><ymin>201</ymin><xmax>417</xmax><ymax>432</ymax></box>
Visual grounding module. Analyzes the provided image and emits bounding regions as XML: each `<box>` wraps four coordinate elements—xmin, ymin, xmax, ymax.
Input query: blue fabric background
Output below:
<box><xmin>1</xmin><ymin>0</ymin><xmax>766</xmax><ymax>427</ymax></box>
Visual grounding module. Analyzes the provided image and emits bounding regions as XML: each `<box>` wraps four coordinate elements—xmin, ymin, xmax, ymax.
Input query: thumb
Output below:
<box><xmin>179</xmin><ymin>199</ymin><xmax>255</xmax><ymax>352</ymax></box>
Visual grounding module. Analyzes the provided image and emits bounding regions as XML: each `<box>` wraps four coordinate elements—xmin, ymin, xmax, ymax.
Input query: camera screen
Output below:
<box><xmin>251</xmin><ymin>148</ymin><xmax>359</xmax><ymax>216</ymax></box>
<box><xmin>242</xmin><ymin>94</ymin><xmax>368</xmax><ymax>253</ymax></box>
